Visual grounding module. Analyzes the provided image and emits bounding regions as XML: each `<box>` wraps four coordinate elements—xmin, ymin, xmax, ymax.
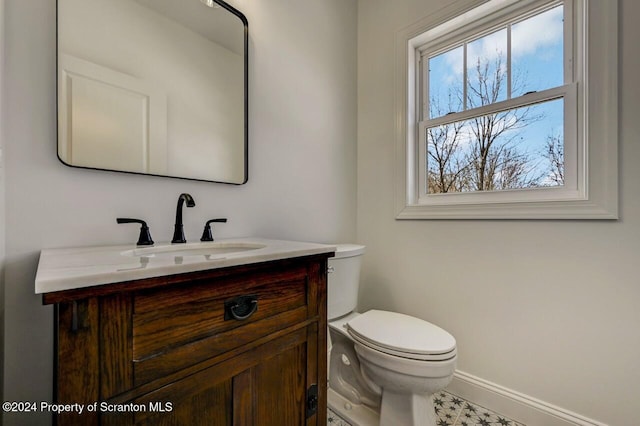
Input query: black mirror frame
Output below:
<box><xmin>55</xmin><ymin>0</ymin><xmax>249</xmax><ymax>185</ymax></box>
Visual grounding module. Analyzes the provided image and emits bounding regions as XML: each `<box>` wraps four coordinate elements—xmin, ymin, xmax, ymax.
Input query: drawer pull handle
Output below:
<box><xmin>224</xmin><ymin>295</ymin><xmax>258</xmax><ymax>321</ymax></box>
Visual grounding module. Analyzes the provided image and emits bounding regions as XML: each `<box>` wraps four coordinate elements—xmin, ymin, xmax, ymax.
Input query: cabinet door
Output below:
<box><xmin>251</xmin><ymin>324</ymin><xmax>324</xmax><ymax>425</ymax></box>
<box><xmin>126</xmin><ymin>376</ymin><xmax>232</xmax><ymax>426</ymax></box>
<box><xmin>231</xmin><ymin>324</ymin><xmax>325</xmax><ymax>426</ymax></box>
<box><xmin>104</xmin><ymin>326</ymin><xmax>322</xmax><ymax>426</ymax></box>
<box><xmin>252</xmin><ymin>335</ymin><xmax>308</xmax><ymax>424</ymax></box>
<box><xmin>104</xmin><ymin>351</ymin><xmax>236</xmax><ymax>426</ymax></box>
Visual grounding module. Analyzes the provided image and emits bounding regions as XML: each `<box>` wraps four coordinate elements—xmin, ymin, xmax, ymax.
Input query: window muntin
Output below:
<box><xmin>419</xmin><ymin>1</ymin><xmax>570</xmax><ymax>198</ymax></box>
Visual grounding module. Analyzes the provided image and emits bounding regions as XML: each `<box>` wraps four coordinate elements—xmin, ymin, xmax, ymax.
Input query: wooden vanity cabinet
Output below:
<box><xmin>43</xmin><ymin>254</ymin><xmax>330</xmax><ymax>426</ymax></box>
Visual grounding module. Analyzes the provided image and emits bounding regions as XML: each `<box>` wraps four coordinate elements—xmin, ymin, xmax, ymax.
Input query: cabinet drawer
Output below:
<box><xmin>132</xmin><ymin>264</ymin><xmax>310</xmax><ymax>385</ymax></box>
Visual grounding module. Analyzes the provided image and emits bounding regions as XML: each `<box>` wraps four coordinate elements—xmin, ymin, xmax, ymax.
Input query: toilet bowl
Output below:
<box><xmin>327</xmin><ymin>244</ymin><xmax>457</xmax><ymax>426</ymax></box>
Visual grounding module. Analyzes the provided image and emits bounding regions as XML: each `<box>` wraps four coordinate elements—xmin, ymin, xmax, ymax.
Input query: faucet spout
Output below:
<box><xmin>172</xmin><ymin>193</ymin><xmax>196</xmax><ymax>244</ymax></box>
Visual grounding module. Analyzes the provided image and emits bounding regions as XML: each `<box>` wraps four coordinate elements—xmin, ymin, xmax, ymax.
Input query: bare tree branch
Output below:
<box><xmin>427</xmin><ymin>53</ymin><xmax>547</xmax><ymax>193</ymax></box>
<box><xmin>542</xmin><ymin>133</ymin><xmax>564</xmax><ymax>186</ymax></box>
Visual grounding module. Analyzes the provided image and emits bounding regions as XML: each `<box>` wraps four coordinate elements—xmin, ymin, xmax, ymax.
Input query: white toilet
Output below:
<box><xmin>327</xmin><ymin>244</ymin><xmax>457</xmax><ymax>426</ymax></box>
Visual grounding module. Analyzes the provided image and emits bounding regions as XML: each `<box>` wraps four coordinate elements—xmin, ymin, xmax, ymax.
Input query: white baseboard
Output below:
<box><xmin>447</xmin><ymin>371</ymin><xmax>608</xmax><ymax>426</ymax></box>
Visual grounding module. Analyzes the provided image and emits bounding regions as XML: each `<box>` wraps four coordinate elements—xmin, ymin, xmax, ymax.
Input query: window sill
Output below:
<box><xmin>396</xmin><ymin>200</ymin><xmax>618</xmax><ymax>220</ymax></box>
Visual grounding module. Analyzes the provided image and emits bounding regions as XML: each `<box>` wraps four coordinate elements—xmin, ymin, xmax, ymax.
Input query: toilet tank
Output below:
<box><xmin>328</xmin><ymin>244</ymin><xmax>366</xmax><ymax>320</ymax></box>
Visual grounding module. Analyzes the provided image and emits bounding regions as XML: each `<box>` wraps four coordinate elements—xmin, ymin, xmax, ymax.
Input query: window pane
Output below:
<box><xmin>428</xmin><ymin>46</ymin><xmax>464</xmax><ymax>119</ymax></box>
<box><xmin>467</xmin><ymin>29</ymin><xmax>507</xmax><ymax>107</ymax></box>
<box><xmin>426</xmin><ymin>98</ymin><xmax>564</xmax><ymax>194</ymax></box>
<box><xmin>511</xmin><ymin>6</ymin><xmax>564</xmax><ymax>97</ymax></box>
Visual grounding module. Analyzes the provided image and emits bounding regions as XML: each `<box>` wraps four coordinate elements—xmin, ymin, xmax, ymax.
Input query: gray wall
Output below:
<box><xmin>357</xmin><ymin>0</ymin><xmax>639</xmax><ymax>424</ymax></box>
<box><xmin>1</xmin><ymin>0</ymin><xmax>357</xmax><ymax>424</ymax></box>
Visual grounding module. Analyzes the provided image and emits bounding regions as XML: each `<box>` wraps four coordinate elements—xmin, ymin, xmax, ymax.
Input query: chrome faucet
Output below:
<box><xmin>171</xmin><ymin>193</ymin><xmax>195</xmax><ymax>244</ymax></box>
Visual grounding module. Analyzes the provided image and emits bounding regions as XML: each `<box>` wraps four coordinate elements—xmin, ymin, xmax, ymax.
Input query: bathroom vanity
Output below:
<box><xmin>36</xmin><ymin>239</ymin><xmax>334</xmax><ymax>425</ymax></box>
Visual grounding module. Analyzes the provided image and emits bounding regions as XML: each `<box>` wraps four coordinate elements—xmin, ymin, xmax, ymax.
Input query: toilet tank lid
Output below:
<box><xmin>333</xmin><ymin>244</ymin><xmax>366</xmax><ymax>259</ymax></box>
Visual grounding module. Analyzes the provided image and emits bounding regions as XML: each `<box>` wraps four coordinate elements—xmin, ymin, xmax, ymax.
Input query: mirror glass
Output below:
<box><xmin>57</xmin><ymin>0</ymin><xmax>248</xmax><ymax>184</ymax></box>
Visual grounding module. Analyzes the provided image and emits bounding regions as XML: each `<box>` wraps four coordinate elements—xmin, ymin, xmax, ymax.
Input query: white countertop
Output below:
<box><xmin>35</xmin><ymin>238</ymin><xmax>336</xmax><ymax>294</ymax></box>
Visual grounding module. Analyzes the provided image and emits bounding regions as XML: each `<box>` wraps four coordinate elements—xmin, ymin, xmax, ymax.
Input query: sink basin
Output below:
<box><xmin>121</xmin><ymin>241</ymin><xmax>266</xmax><ymax>258</ymax></box>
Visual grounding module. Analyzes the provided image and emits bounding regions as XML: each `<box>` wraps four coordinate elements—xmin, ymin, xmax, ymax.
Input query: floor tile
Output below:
<box><xmin>433</xmin><ymin>391</ymin><xmax>464</xmax><ymax>425</ymax></box>
<box><xmin>328</xmin><ymin>407</ymin><xmax>352</xmax><ymax>426</ymax></box>
<box><xmin>327</xmin><ymin>390</ymin><xmax>525</xmax><ymax>426</ymax></box>
<box><xmin>454</xmin><ymin>398</ymin><xmax>525</xmax><ymax>426</ymax></box>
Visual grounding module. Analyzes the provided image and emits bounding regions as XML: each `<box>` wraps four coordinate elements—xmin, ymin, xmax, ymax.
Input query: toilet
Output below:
<box><xmin>327</xmin><ymin>244</ymin><xmax>457</xmax><ymax>426</ymax></box>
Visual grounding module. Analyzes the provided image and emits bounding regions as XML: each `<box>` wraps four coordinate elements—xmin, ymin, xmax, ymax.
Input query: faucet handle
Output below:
<box><xmin>117</xmin><ymin>218</ymin><xmax>154</xmax><ymax>246</ymax></box>
<box><xmin>200</xmin><ymin>218</ymin><xmax>227</xmax><ymax>242</ymax></box>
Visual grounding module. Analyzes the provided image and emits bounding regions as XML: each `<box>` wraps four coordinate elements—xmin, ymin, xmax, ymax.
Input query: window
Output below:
<box><xmin>395</xmin><ymin>0</ymin><xmax>618</xmax><ymax>219</ymax></box>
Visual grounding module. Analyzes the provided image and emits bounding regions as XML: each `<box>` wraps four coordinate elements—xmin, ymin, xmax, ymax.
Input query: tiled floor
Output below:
<box><xmin>328</xmin><ymin>407</ymin><xmax>353</xmax><ymax>426</ymax></box>
<box><xmin>327</xmin><ymin>391</ymin><xmax>525</xmax><ymax>426</ymax></box>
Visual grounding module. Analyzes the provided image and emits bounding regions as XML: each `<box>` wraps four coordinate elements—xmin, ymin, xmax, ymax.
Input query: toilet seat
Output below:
<box><xmin>346</xmin><ymin>310</ymin><xmax>456</xmax><ymax>361</ymax></box>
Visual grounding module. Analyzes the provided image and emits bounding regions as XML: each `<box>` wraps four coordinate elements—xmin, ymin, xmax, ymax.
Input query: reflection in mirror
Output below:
<box><xmin>57</xmin><ymin>0</ymin><xmax>248</xmax><ymax>184</ymax></box>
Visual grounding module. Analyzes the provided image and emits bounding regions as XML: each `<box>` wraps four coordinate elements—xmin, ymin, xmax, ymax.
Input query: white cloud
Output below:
<box><xmin>467</xmin><ymin>28</ymin><xmax>507</xmax><ymax>67</ymax></box>
<box><xmin>438</xmin><ymin>5</ymin><xmax>563</xmax><ymax>75</ymax></box>
<box><xmin>511</xmin><ymin>6</ymin><xmax>563</xmax><ymax>59</ymax></box>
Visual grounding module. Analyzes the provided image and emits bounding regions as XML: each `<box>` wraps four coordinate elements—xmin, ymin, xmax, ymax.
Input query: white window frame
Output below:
<box><xmin>394</xmin><ymin>0</ymin><xmax>618</xmax><ymax>219</ymax></box>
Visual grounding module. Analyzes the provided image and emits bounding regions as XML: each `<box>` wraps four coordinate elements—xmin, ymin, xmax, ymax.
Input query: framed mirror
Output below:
<box><xmin>56</xmin><ymin>0</ymin><xmax>248</xmax><ymax>184</ymax></box>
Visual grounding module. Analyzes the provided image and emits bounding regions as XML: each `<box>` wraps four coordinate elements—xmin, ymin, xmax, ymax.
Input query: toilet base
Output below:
<box><xmin>379</xmin><ymin>390</ymin><xmax>437</xmax><ymax>426</ymax></box>
<box><xmin>328</xmin><ymin>386</ymin><xmax>378</xmax><ymax>426</ymax></box>
<box><xmin>329</xmin><ymin>386</ymin><xmax>440</xmax><ymax>426</ymax></box>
